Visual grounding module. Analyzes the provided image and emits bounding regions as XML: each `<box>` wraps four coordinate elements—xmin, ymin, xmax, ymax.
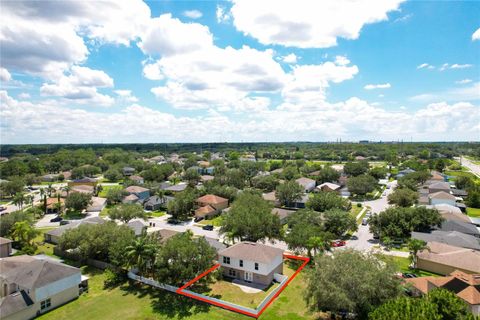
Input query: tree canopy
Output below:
<box><xmin>307</xmin><ymin>191</ymin><xmax>351</xmax><ymax>212</ymax></box>
<box><xmin>108</xmin><ymin>203</ymin><xmax>148</xmax><ymax>223</ymax></box>
<box><xmin>276</xmin><ymin>180</ymin><xmax>304</xmax><ymax>206</ymax></box>
<box><xmin>65</xmin><ymin>192</ymin><xmax>92</xmax><ymax>212</ymax></box>
<box><xmin>387</xmin><ymin>188</ymin><xmax>419</xmax><ymax>207</ymax></box>
<box><xmin>344</xmin><ymin>161</ymin><xmax>370</xmax><ymax>176</ymax></box>
<box><xmin>323</xmin><ymin>208</ymin><xmax>357</xmax><ymax>237</ymax></box>
<box><xmin>347</xmin><ymin>174</ymin><xmax>377</xmax><ymax>195</ymax></box>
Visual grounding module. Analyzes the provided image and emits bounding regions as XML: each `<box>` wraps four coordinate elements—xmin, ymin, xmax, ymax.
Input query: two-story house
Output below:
<box><xmin>218</xmin><ymin>242</ymin><xmax>284</xmax><ymax>286</ymax></box>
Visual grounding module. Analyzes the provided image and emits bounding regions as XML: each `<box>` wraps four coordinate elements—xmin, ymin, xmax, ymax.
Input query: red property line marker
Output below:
<box><xmin>176</xmin><ymin>253</ymin><xmax>310</xmax><ymax>319</ymax></box>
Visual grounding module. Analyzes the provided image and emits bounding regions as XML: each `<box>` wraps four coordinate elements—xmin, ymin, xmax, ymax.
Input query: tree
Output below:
<box><xmin>62</xmin><ymin>185</ymin><xmax>72</xmax><ymax>197</ymax></box>
<box><xmin>12</xmin><ymin>192</ymin><xmax>25</xmax><ymax>210</ymax></box>
<box><xmin>252</xmin><ymin>175</ymin><xmax>279</xmax><ymax>192</ymax></box>
<box><xmin>369</xmin><ymin>288</ymin><xmax>472</xmax><ymax>320</ymax></box>
<box><xmin>344</xmin><ymin>161</ymin><xmax>369</xmax><ymax>176</ymax></box>
<box><xmin>381</xmin><ymin>236</ymin><xmax>394</xmax><ymax>251</ymax></box>
<box><xmin>167</xmin><ymin>190</ymin><xmax>196</xmax><ymax>221</ymax></box>
<box><xmin>224</xmin><ymin>168</ymin><xmax>245</xmax><ymax>189</ymax></box>
<box><xmin>125</xmin><ymin>232</ymin><xmax>159</xmax><ymax>276</ymax></box>
<box><xmin>369</xmin><ymin>166</ymin><xmax>388</xmax><ymax>180</ymax></box>
<box><xmin>65</xmin><ymin>192</ymin><xmax>92</xmax><ymax>212</ymax></box>
<box><xmin>466</xmin><ymin>190</ymin><xmax>480</xmax><ymax>208</ymax></box>
<box><xmin>408</xmin><ymin>239</ymin><xmax>429</xmax><ymax>270</ymax></box>
<box><xmin>239</xmin><ymin>161</ymin><xmax>260</xmax><ymax>185</ymax></box>
<box><xmin>317</xmin><ymin>166</ymin><xmax>340</xmax><ymax>184</ymax></box>
<box><xmin>455</xmin><ymin>176</ymin><xmax>474</xmax><ymax>190</ymax></box>
<box><xmin>0</xmin><ymin>211</ymin><xmax>32</xmax><ymax>237</ymax></box>
<box><xmin>106</xmin><ymin>187</ymin><xmax>125</xmax><ymax>205</ymax></box>
<box><xmin>183</xmin><ymin>168</ymin><xmax>201</xmax><ymax>187</ymax></box>
<box><xmin>307</xmin><ymin>191</ymin><xmax>351</xmax><ymax>212</ymax></box>
<box><xmin>109</xmin><ymin>203</ymin><xmax>147</xmax><ymax>223</ymax></box>
<box><xmin>305</xmin><ymin>249</ymin><xmax>403</xmax><ymax>318</ymax></box>
<box><xmin>11</xmin><ymin>221</ymin><xmax>39</xmax><ymax>253</ymax></box>
<box><xmin>387</xmin><ymin>188</ymin><xmax>419</xmax><ymax>207</ymax></box>
<box><xmin>285</xmin><ymin>209</ymin><xmax>330</xmax><ymax>258</ymax></box>
<box><xmin>347</xmin><ymin>174</ymin><xmax>377</xmax><ymax>196</ymax></box>
<box><xmin>323</xmin><ymin>209</ymin><xmax>357</xmax><ymax>237</ymax></box>
<box><xmin>0</xmin><ymin>178</ymin><xmax>25</xmax><ymax>197</ymax></box>
<box><xmin>220</xmin><ymin>191</ymin><xmax>282</xmax><ymax>243</ymax></box>
<box><xmin>282</xmin><ymin>165</ymin><xmax>299</xmax><ymax>180</ymax></box>
<box><xmin>104</xmin><ymin>168</ymin><xmax>122</xmax><ymax>182</ymax></box>
<box><xmin>154</xmin><ymin>231</ymin><xmax>216</xmax><ymax>286</ymax></box>
<box><xmin>276</xmin><ymin>180</ymin><xmax>303</xmax><ymax>207</ymax></box>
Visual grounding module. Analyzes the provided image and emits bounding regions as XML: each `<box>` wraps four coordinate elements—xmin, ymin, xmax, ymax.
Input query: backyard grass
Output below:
<box><xmin>63</xmin><ymin>211</ymin><xmax>86</xmax><ymax>220</ymax></box>
<box><xmin>34</xmin><ymin>227</ymin><xmax>56</xmax><ymax>256</ymax></box>
<box><xmin>198</xmin><ymin>215</ymin><xmax>223</xmax><ymax>227</ymax></box>
<box><xmin>98</xmin><ymin>185</ymin><xmax>122</xmax><ymax>198</ymax></box>
<box><xmin>467</xmin><ymin>207</ymin><xmax>480</xmax><ymax>218</ymax></box>
<box><xmin>38</xmin><ymin>263</ymin><xmax>321</xmax><ymax>320</ymax></box>
<box><xmin>382</xmin><ymin>256</ymin><xmax>441</xmax><ymax>277</ymax></box>
<box><xmin>444</xmin><ymin>170</ymin><xmax>479</xmax><ymax>181</ymax></box>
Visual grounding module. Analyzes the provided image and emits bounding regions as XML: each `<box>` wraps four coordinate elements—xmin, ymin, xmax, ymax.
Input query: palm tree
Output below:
<box><xmin>11</xmin><ymin>221</ymin><xmax>38</xmax><ymax>247</ymax></box>
<box><xmin>25</xmin><ymin>194</ymin><xmax>34</xmax><ymax>208</ymax></box>
<box><xmin>62</xmin><ymin>185</ymin><xmax>72</xmax><ymax>197</ymax></box>
<box><xmin>408</xmin><ymin>239</ymin><xmax>429</xmax><ymax>270</ymax></box>
<box><xmin>47</xmin><ymin>184</ymin><xmax>54</xmax><ymax>197</ymax></box>
<box><xmin>125</xmin><ymin>234</ymin><xmax>157</xmax><ymax>276</ymax></box>
<box><xmin>307</xmin><ymin>233</ymin><xmax>331</xmax><ymax>258</ymax></box>
<box><xmin>13</xmin><ymin>192</ymin><xmax>25</xmax><ymax>210</ymax></box>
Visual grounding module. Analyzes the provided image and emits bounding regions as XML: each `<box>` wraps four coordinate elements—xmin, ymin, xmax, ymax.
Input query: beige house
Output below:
<box><xmin>0</xmin><ymin>237</ymin><xmax>12</xmax><ymax>258</ymax></box>
<box><xmin>416</xmin><ymin>241</ymin><xmax>480</xmax><ymax>275</ymax></box>
<box><xmin>195</xmin><ymin>194</ymin><xmax>228</xmax><ymax>219</ymax></box>
<box><xmin>316</xmin><ymin>182</ymin><xmax>341</xmax><ymax>192</ymax></box>
<box><xmin>0</xmin><ymin>255</ymin><xmax>82</xmax><ymax>320</ymax></box>
<box><xmin>218</xmin><ymin>242</ymin><xmax>284</xmax><ymax>287</ymax></box>
<box><xmin>405</xmin><ymin>270</ymin><xmax>480</xmax><ymax>316</ymax></box>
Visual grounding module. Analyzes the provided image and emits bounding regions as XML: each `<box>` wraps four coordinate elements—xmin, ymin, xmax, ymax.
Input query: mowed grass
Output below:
<box><xmin>467</xmin><ymin>207</ymin><xmax>480</xmax><ymax>218</ymax></box>
<box><xmin>34</xmin><ymin>227</ymin><xmax>56</xmax><ymax>256</ymax></box>
<box><xmin>198</xmin><ymin>215</ymin><xmax>223</xmax><ymax>227</ymax></box>
<box><xmin>98</xmin><ymin>185</ymin><xmax>122</xmax><ymax>198</ymax></box>
<box><xmin>37</xmin><ymin>262</ymin><xmax>321</xmax><ymax>320</ymax></box>
<box><xmin>444</xmin><ymin>170</ymin><xmax>478</xmax><ymax>181</ymax></box>
<box><xmin>382</xmin><ymin>256</ymin><xmax>441</xmax><ymax>277</ymax></box>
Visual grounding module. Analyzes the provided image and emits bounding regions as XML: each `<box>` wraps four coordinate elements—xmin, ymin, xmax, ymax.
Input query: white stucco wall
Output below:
<box><xmin>35</xmin><ymin>273</ymin><xmax>81</xmax><ymax>302</ymax></box>
<box><xmin>219</xmin><ymin>255</ymin><xmax>283</xmax><ymax>276</ymax></box>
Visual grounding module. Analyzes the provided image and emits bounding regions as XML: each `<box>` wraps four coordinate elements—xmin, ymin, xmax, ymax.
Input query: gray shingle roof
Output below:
<box><xmin>219</xmin><ymin>242</ymin><xmax>283</xmax><ymax>264</ymax></box>
<box><xmin>438</xmin><ymin>220</ymin><xmax>480</xmax><ymax>236</ymax></box>
<box><xmin>412</xmin><ymin>231</ymin><xmax>480</xmax><ymax>250</ymax></box>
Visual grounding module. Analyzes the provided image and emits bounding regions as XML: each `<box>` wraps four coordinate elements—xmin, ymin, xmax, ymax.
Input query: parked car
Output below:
<box><xmin>50</xmin><ymin>216</ymin><xmax>63</xmax><ymax>222</ymax></box>
<box><xmin>168</xmin><ymin>219</ymin><xmax>181</xmax><ymax>225</ymax></box>
<box><xmin>331</xmin><ymin>240</ymin><xmax>346</xmax><ymax>247</ymax></box>
<box><xmin>0</xmin><ymin>206</ymin><xmax>6</xmax><ymax>212</ymax></box>
<box><xmin>362</xmin><ymin>218</ymin><xmax>368</xmax><ymax>225</ymax></box>
<box><xmin>194</xmin><ymin>216</ymin><xmax>204</xmax><ymax>223</ymax></box>
<box><xmin>59</xmin><ymin>220</ymin><xmax>70</xmax><ymax>225</ymax></box>
<box><xmin>202</xmin><ymin>224</ymin><xmax>214</xmax><ymax>231</ymax></box>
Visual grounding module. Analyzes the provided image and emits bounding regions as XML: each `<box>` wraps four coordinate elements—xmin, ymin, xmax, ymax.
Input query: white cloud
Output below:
<box><xmin>450</xmin><ymin>64</ymin><xmax>473</xmax><ymax>69</ymax></box>
<box><xmin>282</xmin><ymin>53</ymin><xmax>297</xmax><ymax>64</ymax></box>
<box><xmin>456</xmin><ymin>79</ymin><xmax>472</xmax><ymax>85</ymax></box>
<box><xmin>394</xmin><ymin>13</ymin><xmax>412</xmax><ymax>23</ymax></box>
<box><xmin>1</xmin><ymin>0</ymin><xmax>150</xmax><ymax>78</ymax></box>
<box><xmin>115</xmin><ymin>90</ymin><xmax>138</xmax><ymax>103</ymax></box>
<box><xmin>17</xmin><ymin>92</ymin><xmax>30</xmax><ymax>99</ymax></box>
<box><xmin>216</xmin><ymin>5</ymin><xmax>231</xmax><ymax>23</ymax></box>
<box><xmin>417</xmin><ymin>63</ymin><xmax>434</xmax><ymax>70</ymax></box>
<box><xmin>410</xmin><ymin>82</ymin><xmax>480</xmax><ymax>102</ymax></box>
<box><xmin>473</xmin><ymin>28</ymin><xmax>480</xmax><ymax>41</ymax></box>
<box><xmin>230</xmin><ymin>0</ymin><xmax>405</xmax><ymax>48</ymax></box>
<box><xmin>364</xmin><ymin>83</ymin><xmax>391</xmax><ymax>90</ymax></box>
<box><xmin>183</xmin><ymin>10</ymin><xmax>203</xmax><ymax>19</ymax></box>
<box><xmin>40</xmin><ymin>66</ymin><xmax>114</xmax><ymax>107</ymax></box>
<box><xmin>335</xmin><ymin>56</ymin><xmax>351</xmax><ymax>66</ymax></box>
<box><xmin>0</xmin><ymin>68</ymin><xmax>12</xmax><ymax>82</ymax></box>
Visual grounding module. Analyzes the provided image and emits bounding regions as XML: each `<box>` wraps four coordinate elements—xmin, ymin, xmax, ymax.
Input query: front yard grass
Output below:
<box><xmin>148</xmin><ymin>210</ymin><xmax>166</xmax><ymax>218</ymax></box>
<box><xmin>98</xmin><ymin>185</ymin><xmax>122</xmax><ymax>198</ymax></box>
<box><xmin>63</xmin><ymin>211</ymin><xmax>86</xmax><ymax>220</ymax></box>
<box><xmin>444</xmin><ymin>170</ymin><xmax>479</xmax><ymax>181</ymax></box>
<box><xmin>382</xmin><ymin>256</ymin><xmax>441</xmax><ymax>277</ymax></box>
<box><xmin>467</xmin><ymin>207</ymin><xmax>480</xmax><ymax>218</ymax></box>
<box><xmin>37</xmin><ymin>263</ymin><xmax>320</xmax><ymax>320</ymax></box>
<box><xmin>198</xmin><ymin>215</ymin><xmax>223</xmax><ymax>227</ymax></box>
<box><xmin>34</xmin><ymin>227</ymin><xmax>56</xmax><ymax>256</ymax></box>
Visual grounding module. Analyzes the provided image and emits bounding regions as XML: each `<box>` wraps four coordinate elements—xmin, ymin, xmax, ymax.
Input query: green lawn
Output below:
<box><xmin>467</xmin><ymin>207</ymin><xmax>480</xmax><ymax>218</ymax></box>
<box><xmin>63</xmin><ymin>211</ymin><xmax>86</xmax><ymax>220</ymax></box>
<box><xmin>38</xmin><ymin>264</ymin><xmax>321</xmax><ymax>320</ymax></box>
<box><xmin>148</xmin><ymin>210</ymin><xmax>166</xmax><ymax>218</ymax></box>
<box><xmin>350</xmin><ymin>205</ymin><xmax>363</xmax><ymax>219</ymax></box>
<box><xmin>34</xmin><ymin>227</ymin><xmax>56</xmax><ymax>256</ymax></box>
<box><xmin>444</xmin><ymin>170</ymin><xmax>479</xmax><ymax>181</ymax></box>
<box><xmin>100</xmin><ymin>205</ymin><xmax>114</xmax><ymax>217</ymax></box>
<box><xmin>198</xmin><ymin>215</ymin><xmax>223</xmax><ymax>227</ymax></box>
<box><xmin>98</xmin><ymin>185</ymin><xmax>122</xmax><ymax>198</ymax></box>
<box><xmin>382</xmin><ymin>256</ymin><xmax>440</xmax><ymax>277</ymax></box>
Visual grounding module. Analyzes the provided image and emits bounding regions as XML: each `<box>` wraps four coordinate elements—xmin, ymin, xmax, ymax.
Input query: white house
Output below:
<box><xmin>295</xmin><ymin>177</ymin><xmax>316</xmax><ymax>193</ymax></box>
<box><xmin>218</xmin><ymin>242</ymin><xmax>284</xmax><ymax>286</ymax></box>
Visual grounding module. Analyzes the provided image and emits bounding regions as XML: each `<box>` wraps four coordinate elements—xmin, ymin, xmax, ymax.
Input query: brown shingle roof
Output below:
<box><xmin>457</xmin><ymin>286</ymin><xmax>480</xmax><ymax>305</ymax></box>
<box><xmin>125</xmin><ymin>186</ymin><xmax>149</xmax><ymax>193</ymax></box>
<box><xmin>197</xmin><ymin>194</ymin><xmax>228</xmax><ymax>205</ymax></box>
<box><xmin>219</xmin><ymin>241</ymin><xmax>283</xmax><ymax>264</ymax></box>
<box><xmin>195</xmin><ymin>205</ymin><xmax>216</xmax><ymax>217</ymax></box>
<box><xmin>417</xmin><ymin>241</ymin><xmax>480</xmax><ymax>273</ymax></box>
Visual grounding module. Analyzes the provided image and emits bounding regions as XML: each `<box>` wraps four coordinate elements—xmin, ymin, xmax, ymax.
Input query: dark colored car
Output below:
<box><xmin>59</xmin><ymin>220</ymin><xmax>70</xmax><ymax>225</ymax></box>
<box><xmin>50</xmin><ymin>216</ymin><xmax>63</xmax><ymax>222</ymax></box>
<box><xmin>402</xmin><ymin>273</ymin><xmax>417</xmax><ymax>278</ymax></box>
<box><xmin>0</xmin><ymin>206</ymin><xmax>6</xmax><ymax>212</ymax></box>
<box><xmin>168</xmin><ymin>219</ymin><xmax>181</xmax><ymax>225</ymax></box>
<box><xmin>194</xmin><ymin>216</ymin><xmax>204</xmax><ymax>223</ymax></box>
<box><xmin>202</xmin><ymin>225</ymin><xmax>214</xmax><ymax>231</ymax></box>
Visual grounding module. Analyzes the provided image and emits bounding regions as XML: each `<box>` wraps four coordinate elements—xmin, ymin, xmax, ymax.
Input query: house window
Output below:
<box><xmin>239</xmin><ymin>260</ymin><xmax>243</xmax><ymax>267</ymax></box>
<box><xmin>254</xmin><ymin>263</ymin><xmax>259</xmax><ymax>270</ymax></box>
<box><xmin>228</xmin><ymin>269</ymin><xmax>236</xmax><ymax>277</ymax></box>
<box><xmin>40</xmin><ymin>299</ymin><xmax>51</xmax><ymax>310</ymax></box>
<box><xmin>223</xmin><ymin>256</ymin><xmax>230</xmax><ymax>265</ymax></box>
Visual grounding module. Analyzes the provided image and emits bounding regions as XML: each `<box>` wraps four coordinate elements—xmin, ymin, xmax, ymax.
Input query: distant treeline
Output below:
<box><xmin>1</xmin><ymin>142</ymin><xmax>479</xmax><ymax>160</ymax></box>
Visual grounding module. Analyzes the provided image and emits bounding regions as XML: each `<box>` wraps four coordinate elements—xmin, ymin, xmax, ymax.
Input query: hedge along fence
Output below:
<box><xmin>54</xmin><ymin>247</ymin><xmax>115</xmax><ymax>270</ymax></box>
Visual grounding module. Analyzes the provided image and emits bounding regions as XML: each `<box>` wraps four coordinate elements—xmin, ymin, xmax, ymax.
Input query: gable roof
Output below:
<box><xmin>272</xmin><ymin>208</ymin><xmax>295</xmax><ymax>221</ymax></box>
<box><xmin>125</xmin><ymin>185</ymin><xmax>149</xmax><ymax>193</ymax></box>
<box><xmin>164</xmin><ymin>183</ymin><xmax>187</xmax><ymax>192</ymax></box>
<box><xmin>295</xmin><ymin>177</ymin><xmax>315</xmax><ymax>187</ymax></box>
<box><xmin>0</xmin><ymin>237</ymin><xmax>13</xmax><ymax>245</ymax></box>
<box><xmin>417</xmin><ymin>241</ymin><xmax>480</xmax><ymax>273</ymax></box>
<box><xmin>412</xmin><ymin>231</ymin><xmax>480</xmax><ymax>250</ymax></box>
<box><xmin>129</xmin><ymin>175</ymin><xmax>143</xmax><ymax>181</ymax></box>
<box><xmin>262</xmin><ymin>191</ymin><xmax>276</xmax><ymax>202</ymax></box>
<box><xmin>154</xmin><ymin>229</ymin><xmax>180</xmax><ymax>243</ymax></box>
<box><xmin>195</xmin><ymin>205</ymin><xmax>216</xmax><ymax>216</ymax></box>
<box><xmin>219</xmin><ymin>241</ymin><xmax>283</xmax><ymax>264</ymax></box>
<box><xmin>144</xmin><ymin>195</ymin><xmax>163</xmax><ymax>206</ymax></box>
<box><xmin>317</xmin><ymin>182</ymin><xmax>341</xmax><ymax>190</ymax></box>
<box><xmin>439</xmin><ymin>220</ymin><xmax>480</xmax><ymax>235</ymax></box>
<box><xmin>197</xmin><ymin>194</ymin><xmax>228</xmax><ymax>204</ymax></box>
<box><xmin>429</xmin><ymin>191</ymin><xmax>456</xmax><ymax>200</ymax></box>
<box><xmin>127</xmin><ymin>220</ymin><xmax>147</xmax><ymax>236</ymax></box>
<box><xmin>429</xmin><ymin>181</ymin><xmax>450</xmax><ymax>190</ymax></box>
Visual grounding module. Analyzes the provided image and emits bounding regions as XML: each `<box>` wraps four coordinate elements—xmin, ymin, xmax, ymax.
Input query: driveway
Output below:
<box><xmin>147</xmin><ymin>215</ymin><xmax>221</xmax><ymax>239</ymax></box>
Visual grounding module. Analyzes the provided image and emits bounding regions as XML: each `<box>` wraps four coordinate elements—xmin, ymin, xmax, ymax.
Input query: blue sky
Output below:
<box><xmin>1</xmin><ymin>0</ymin><xmax>479</xmax><ymax>143</ymax></box>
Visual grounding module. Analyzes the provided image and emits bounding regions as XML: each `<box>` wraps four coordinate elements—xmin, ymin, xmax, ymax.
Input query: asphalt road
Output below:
<box><xmin>458</xmin><ymin>156</ymin><xmax>480</xmax><ymax>178</ymax></box>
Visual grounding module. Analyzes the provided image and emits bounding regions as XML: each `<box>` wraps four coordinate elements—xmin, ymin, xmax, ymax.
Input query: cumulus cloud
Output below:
<box><xmin>40</xmin><ymin>66</ymin><xmax>115</xmax><ymax>107</ymax></box>
<box><xmin>183</xmin><ymin>10</ymin><xmax>203</xmax><ymax>19</ymax></box>
<box><xmin>439</xmin><ymin>63</ymin><xmax>473</xmax><ymax>71</ymax></box>
<box><xmin>456</xmin><ymin>79</ymin><xmax>472</xmax><ymax>85</ymax></box>
<box><xmin>1</xmin><ymin>0</ymin><xmax>150</xmax><ymax>78</ymax></box>
<box><xmin>2</xmin><ymin>91</ymin><xmax>478</xmax><ymax>143</ymax></box>
<box><xmin>417</xmin><ymin>63</ymin><xmax>434</xmax><ymax>70</ymax></box>
<box><xmin>282</xmin><ymin>53</ymin><xmax>297</xmax><ymax>64</ymax></box>
<box><xmin>115</xmin><ymin>90</ymin><xmax>139</xmax><ymax>103</ymax></box>
<box><xmin>410</xmin><ymin>82</ymin><xmax>480</xmax><ymax>102</ymax></box>
<box><xmin>364</xmin><ymin>83</ymin><xmax>391</xmax><ymax>90</ymax></box>
<box><xmin>473</xmin><ymin>28</ymin><xmax>480</xmax><ymax>41</ymax></box>
<box><xmin>0</xmin><ymin>68</ymin><xmax>12</xmax><ymax>82</ymax></box>
<box><xmin>216</xmin><ymin>5</ymin><xmax>231</xmax><ymax>23</ymax></box>
<box><xmin>230</xmin><ymin>0</ymin><xmax>405</xmax><ymax>48</ymax></box>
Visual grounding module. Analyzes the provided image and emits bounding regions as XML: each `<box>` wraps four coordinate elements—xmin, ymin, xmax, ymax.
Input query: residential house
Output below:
<box><xmin>144</xmin><ymin>195</ymin><xmax>166</xmax><ymax>211</ymax></box>
<box><xmin>71</xmin><ymin>185</ymin><xmax>95</xmax><ymax>195</ymax></box>
<box><xmin>415</xmin><ymin>241</ymin><xmax>480</xmax><ymax>275</ymax></box>
<box><xmin>164</xmin><ymin>183</ymin><xmax>187</xmax><ymax>193</ymax></box>
<box><xmin>129</xmin><ymin>175</ymin><xmax>144</xmax><ymax>184</ymax></box>
<box><xmin>200</xmin><ymin>175</ymin><xmax>215</xmax><ymax>183</ymax></box>
<box><xmin>0</xmin><ymin>237</ymin><xmax>12</xmax><ymax>257</ymax></box>
<box><xmin>203</xmin><ymin>236</ymin><xmax>227</xmax><ymax>253</ymax></box>
<box><xmin>123</xmin><ymin>194</ymin><xmax>139</xmax><ymax>204</ymax></box>
<box><xmin>396</xmin><ymin>168</ymin><xmax>415</xmax><ymax>178</ymax></box>
<box><xmin>45</xmin><ymin>198</ymin><xmax>65</xmax><ymax>214</ymax></box>
<box><xmin>218</xmin><ymin>242</ymin><xmax>284</xmax><ymax>286</ymax></box>
<box><xmin>337</xmin><ymin>175</ymin><xmax>348</xmax><ymax>186</ymax></box>
<box><xmin>438</xmin><ymin>220</ymin><xmax>480</xmax><ymax>237</ymax></box>
<box><xmin>405</xmin><ymin>270</ymin><xmax>480</xmax><ymax>315</ymax></box>
<box><xmin>127</xmin><ymin>219</ymin><xmax>148</xmax><ymax>236</ymax></box>
<box><xmin>429</xmin><ymin>170</ymin><xmax>447</xmax><ymax>182</ymax></box>
<box><xmin>272</xmin><ymin>208</ymin><xmax>295</xmax><ymax>224</ymax></box>
<box><xmin>426</xmin><ymin>204</ymin><xmax>472</xmax><ymax>223</ymax></box>
<box><xmin>44</xmin><ymin>217</ymin><xmax>105</xmax><ymax>244</ymax></box>
<box><xmin>262</xmin><ymin>191</ymin><xmax>280</xmax><ymax>207</ymax></box>
<box><xmin>122</xmin><ymin>167</ymin><xmax>135</xmax><ymax>176</ymax></box>
<box><xmin>288</xmin><ymin>194</ymin><xmax>309</xmax><ymax>209</ymax></box>
<box><xmin>295</xmin><ymin>177</ymin><xmax>316</xmax><ymax>193</ymax></box>
<box><xmin>428</xmin><ymin>182</ymin><xmax>451</xmax><ymax>194</ymax></box>
<box><xmin>0</xmin><ymin>255</ymin><xmax>82</xmax><ymax>320</ymax></box>
<box><xmin>339</xmin><ymin>186</ymin><xmax>351</xmax><ymax>197</ymax></box>
<box><xmin>41</xmin><ymin>174</ymin><xmax>58</xmax><ymax>182</ymax></box>
<box><xmin>316</xmin><ymin>182</ymin><xmax>341</xmax><ymax>192</ymax></box>
<box><xmin>154</xmin><ymin>229</ymin><xmax>180</xmax><ymax>244</ymax></box>
<box><xmin>68</xmin><ymin>177</ymin><xmax>97</xmax><ymax>187</ymax></box>
<box><xmin>124</xmin><ymin>186</ymin><xmax>150</xmax><ymax>201</ymax></box>
<box><xmin>86</xmin><ymin>197</ymin><xmax>107</xmax><ymax>212</ymax></box>
<box><xmin>451</xmin><ymin>188</ymin><xmax>468</xmax><ymax>199</ymax></box>
<box><xmin>428</xmin><ymin>191</ymin><xmax>457</xmax><ymax>207</ymax></box>
<box><xmin>412</xmin><ymin>231</ymin><xmax>480</xmax><ymax>250</ymax></box>
<box><xmin>195</xmin><ymin>194</ymin><xmax>229</xmax><ymax>219</ymax></box>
